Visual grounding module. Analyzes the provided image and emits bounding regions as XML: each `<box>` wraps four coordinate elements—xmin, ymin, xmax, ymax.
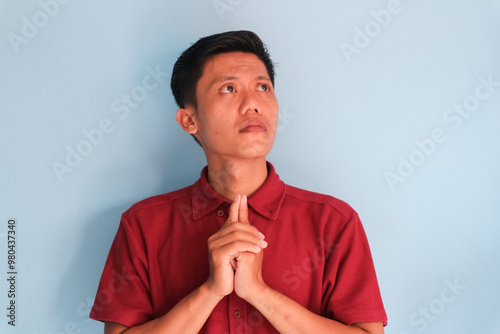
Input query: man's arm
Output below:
<box><xmin>104</xmin><ymin>283</ymin><xmax>220</xmax><ymax>334</ymax></box>
<box><xmin>244</xmin><ymin>283</ymin><xmax>384</xmax><ymax>334</ymax></box>
<box><xmin>103</xmin><ymin>195</ymin><xmax>268</xmax><ymax>334</ymax></box>
<box><xmin>234</xmin><ymin>195</ymin><xmax>384</xmax><ymax>334</ymax></box>
<box><xmin>105</xmin><ymin>274</ymin><xmax>383</xmax><ymax>334</ymax></box>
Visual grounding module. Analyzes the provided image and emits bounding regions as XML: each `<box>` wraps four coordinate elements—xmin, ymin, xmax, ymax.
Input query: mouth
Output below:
<box><xmin>239</xmin><ymin>119</ymin><xmax>267</xmax><ymax>133</ymax></box>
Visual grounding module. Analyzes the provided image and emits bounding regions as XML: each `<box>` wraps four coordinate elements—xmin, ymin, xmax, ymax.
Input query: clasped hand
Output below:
<box><xmin>206</xmin><ymin>194</ymin><xmax>268</xmax><ymax>300</ymax></box>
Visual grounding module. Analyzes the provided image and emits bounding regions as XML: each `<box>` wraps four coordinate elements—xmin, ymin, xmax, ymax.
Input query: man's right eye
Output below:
<box><xmin>220</xmin><ymin>85</ymin><xmax>235</xmax><ymax>93</ymax></box>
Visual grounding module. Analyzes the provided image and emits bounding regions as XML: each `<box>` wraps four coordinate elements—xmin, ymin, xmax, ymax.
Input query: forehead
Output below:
<box><xmin>200</xmin><ymin>52</ymin><xmax>269</xmax><ymax>81</ymax></box>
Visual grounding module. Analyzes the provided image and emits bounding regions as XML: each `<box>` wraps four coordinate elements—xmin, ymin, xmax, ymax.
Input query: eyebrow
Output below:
<box><xmin>208</xmin><ymin>75</ymin><xmax>272</xmax><ymax>89</ymax></box>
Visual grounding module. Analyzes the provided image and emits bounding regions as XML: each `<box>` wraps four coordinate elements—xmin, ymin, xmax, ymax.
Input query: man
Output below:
<box><xmin>90</xmin><ymin>30</ymin><xmax>387</xmax><ymax>333</ymax></box>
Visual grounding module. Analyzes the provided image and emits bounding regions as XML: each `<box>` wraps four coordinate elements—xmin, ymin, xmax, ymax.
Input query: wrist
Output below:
<box><xmin>243</xmin><ymin>282</ymin><xmax>272</xmax><ymax>306</ymax></box>
<box><xmin>200</xmin><ymin>281</ymin><xmax>226</xmax><ymax>304</ymax></box>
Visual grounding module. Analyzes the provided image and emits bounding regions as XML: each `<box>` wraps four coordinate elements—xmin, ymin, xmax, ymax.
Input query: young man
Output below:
<box><xmin>90</xmin><ymin>30</ymin><xmax>387</xmax><ymax>333</ymax></box>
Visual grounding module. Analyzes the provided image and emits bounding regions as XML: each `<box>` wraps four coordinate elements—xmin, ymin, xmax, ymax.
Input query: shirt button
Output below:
<box><xmin>234</xmin><ymin>310</ymin><xmax>241</xmax><ymax>318</ymax></box>
<box><xmin>216</xmin><ymin>210</ymin><xmax>224</xmax><ymax>217</ymax></box>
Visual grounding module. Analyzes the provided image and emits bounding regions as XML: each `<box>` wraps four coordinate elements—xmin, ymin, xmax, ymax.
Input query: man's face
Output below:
<box><xmin>189</xmin><ymin>52</ymin><xmax>279</xmax><ymax>162</ymax></box>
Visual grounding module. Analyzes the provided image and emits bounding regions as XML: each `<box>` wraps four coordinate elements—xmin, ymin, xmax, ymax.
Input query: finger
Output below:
<box><xmin>228</xmin><ymin>194</ymin><xmax>241</xmax><ymax>223</ymax></box>
<box><xmin>209</xmin><ymin>220</ymin><xmax>260</xmax><ymax>240</ymax></box>
<box><xmin>209</xmin><ymin>227</ymin><xmax>268</xmax><ymax>250</ymax></box>
<box><xmin>239</xmin><ymin>195</ymin><xmax>249</xmax><ymax>225</ymax></box>
<box><xmin>212</xmin><ymin>241</ymin><xmax>263</xmax><ymax>263</ymax></box>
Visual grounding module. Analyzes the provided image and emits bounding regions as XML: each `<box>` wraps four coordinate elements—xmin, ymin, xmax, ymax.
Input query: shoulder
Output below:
<box><xmin>284</xmin><ymin>184</ymin><xmax>357</xmax><ymax>220</ymax></box>
<box><xmin>122</xmin><ymin>185</ymin><xmax>192</xmax><ymax>221</ymax></box>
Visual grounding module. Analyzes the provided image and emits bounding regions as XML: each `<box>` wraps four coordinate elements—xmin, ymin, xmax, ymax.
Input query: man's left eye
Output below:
<box><xmin>257</xmin><ymin>84</ymin><xmax>269</xmax><ymax>92</ymax></box>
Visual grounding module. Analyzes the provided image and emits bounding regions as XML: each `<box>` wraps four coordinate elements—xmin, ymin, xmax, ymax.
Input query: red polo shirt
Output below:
<box><xmin>90</xmin><ymin>162</ymin><xmax>387</xmax><ymax>332</ymax></box>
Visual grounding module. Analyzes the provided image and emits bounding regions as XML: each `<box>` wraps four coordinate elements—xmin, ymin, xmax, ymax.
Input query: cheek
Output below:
<box><xmin>269</xmin><ymin>108</ymin><xmax>280</xmax><ymax>131</ymax></box>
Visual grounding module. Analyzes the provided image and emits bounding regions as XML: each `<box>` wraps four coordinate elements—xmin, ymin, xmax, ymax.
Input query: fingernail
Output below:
<box><xmin>234</xmin><ymin>194</ymin><xmax>240</xmax><ymax>201</ymax></box>
<box><xmin>258</xmin><ymin>232</ymin><xmax>265</xmax><ymax>239</ymax></box>
<box><xmin>254</xmin><ymin>245</ymin><xmax>262</xmax><ymax>252</ymax></box>
<box><xmin>242</xmin><ymin>195</ymin><xmax>247</xmax><ymax>204</ymax></box>
<box><xmin>261</xmin><ymin>240</ymin><xmax>268</xmax><ymax>248</ymax></box>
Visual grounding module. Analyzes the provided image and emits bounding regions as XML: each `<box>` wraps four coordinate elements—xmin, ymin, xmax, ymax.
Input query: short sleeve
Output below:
<box><xmin>90</xmin><ymin>215</ymin><xmax>153</xmax><ymax>327</ymax></box>
<box><xmin>322</xmin><ymin>212</ymin><xmax>387</xmax><ymax>326</ymax></box>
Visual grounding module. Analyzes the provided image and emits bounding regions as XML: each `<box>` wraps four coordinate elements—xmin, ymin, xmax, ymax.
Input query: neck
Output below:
<box><xmin>206</xmin><ymin>157</ymin><xmax>268</xmax><ymax>201</ymax></box>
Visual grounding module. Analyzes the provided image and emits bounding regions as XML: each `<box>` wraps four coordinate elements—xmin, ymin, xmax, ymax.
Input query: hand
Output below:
<box><xmin>205</xmin><ymin>195</ymin><xmax>267</xmax><ymax>299</ymax></box>
<box><xmin>233</xmin><ymin>195</ymin><xmax>267</xmax><ymax>300</ymax></box>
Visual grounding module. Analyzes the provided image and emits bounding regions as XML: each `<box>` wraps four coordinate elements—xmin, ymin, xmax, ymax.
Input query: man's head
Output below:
<box><xmin>171</xmin><ymin>30</ymin><xmax>275</xmax><ymax>110</ymax></box>
<box><xmin>171</xmin><ymin>31</ymin><xmax>279</xmax><ymax>163</ymax></box>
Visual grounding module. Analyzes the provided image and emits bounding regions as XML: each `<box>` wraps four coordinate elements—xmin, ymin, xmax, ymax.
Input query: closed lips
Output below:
<box><xmin>239</xmin><ymin>119</ymin><xmax>267</xmax><ymax>132</ymax></box>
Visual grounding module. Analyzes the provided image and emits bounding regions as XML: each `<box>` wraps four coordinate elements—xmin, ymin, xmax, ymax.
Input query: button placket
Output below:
<box><xmin>228</xmin><ymin>292</ymin><xmax>248</xmax><ymax>333</ymax></box>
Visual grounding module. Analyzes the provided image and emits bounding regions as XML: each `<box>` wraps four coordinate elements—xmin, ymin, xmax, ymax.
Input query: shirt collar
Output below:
<box><xmin>191</xmin><ymin>161</ymin><xmax>286</xmax><ymax>221</ymax></box>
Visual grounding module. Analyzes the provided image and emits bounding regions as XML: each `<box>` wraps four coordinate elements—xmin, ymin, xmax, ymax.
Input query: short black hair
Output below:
<box><xmin>171</xmin><ymin>30</ymin><xmax>275</xmax><ymax>110</ymax></box>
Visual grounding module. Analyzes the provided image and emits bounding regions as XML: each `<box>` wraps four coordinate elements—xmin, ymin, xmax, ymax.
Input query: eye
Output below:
<box><xmin>257</xmin><ymin>84</ymin><xmax>269</xmax><ymax>92</ymax></box>
<box><xmin>220</xmin><ymin>85</ymin><xmax>235</xmax><ymax>93</ymax></box>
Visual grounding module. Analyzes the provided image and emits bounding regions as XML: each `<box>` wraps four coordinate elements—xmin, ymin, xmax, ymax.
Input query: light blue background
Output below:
<box><xmin>1</xmin><ymin>0</ymin><xmax>499</xmax><ymax>333</ymax></box>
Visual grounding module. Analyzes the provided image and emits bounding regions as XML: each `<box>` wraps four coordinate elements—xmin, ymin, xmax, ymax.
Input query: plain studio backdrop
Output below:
<box><xmin>1</xmin><ymin>1</ymin><xmax>499</xmax><ymax>333</ymax></box>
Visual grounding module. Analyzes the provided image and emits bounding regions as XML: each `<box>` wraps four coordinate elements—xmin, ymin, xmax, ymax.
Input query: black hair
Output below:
<box><xmin>171</xmin><ymin>30</ymin><xmax>275</xmax><ymax>108</ymax></box>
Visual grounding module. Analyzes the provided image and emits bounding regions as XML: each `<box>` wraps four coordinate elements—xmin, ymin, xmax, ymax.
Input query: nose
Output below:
<box><xmin>240</xmin><ymin>91</ymin><xmax>261</xmax><ymax>115</ymax></box>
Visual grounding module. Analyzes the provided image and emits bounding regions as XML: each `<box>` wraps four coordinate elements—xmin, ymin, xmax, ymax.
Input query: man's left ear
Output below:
<box><xmin>176</xmin><ymin>108</ymin><xmax>198</xmax><ymax>134</ymax></box>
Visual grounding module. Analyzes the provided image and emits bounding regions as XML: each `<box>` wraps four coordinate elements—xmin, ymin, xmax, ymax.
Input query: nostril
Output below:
<box><xmin>254</xmin><ymin>109</ymin><xmax>258</xmax><ymax>113</ymax></box>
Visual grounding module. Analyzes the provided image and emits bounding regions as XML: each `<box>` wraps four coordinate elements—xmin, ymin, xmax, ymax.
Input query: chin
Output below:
<box><xmin>238</xmin><ymin>143</ymin><xmax>273</xmax><ymax>159</ymax></box>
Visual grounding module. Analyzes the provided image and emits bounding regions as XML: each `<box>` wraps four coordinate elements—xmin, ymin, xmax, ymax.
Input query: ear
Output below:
<box><xmin>176</xmin><ymin>108</ymin><xmax>198</xmax><ymax>135</ymax></box>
